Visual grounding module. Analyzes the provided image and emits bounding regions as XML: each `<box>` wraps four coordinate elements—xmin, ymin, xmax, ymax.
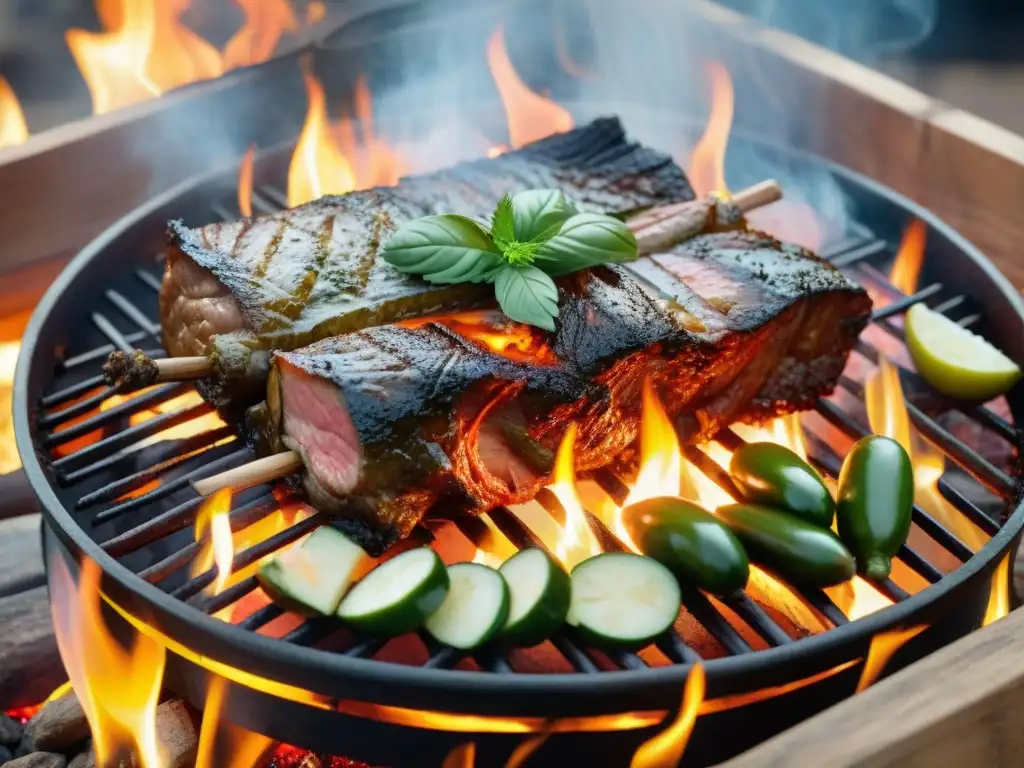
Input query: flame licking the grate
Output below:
<box><xmin>50</xmin><ymin>556</ymin><xmax>166</xmax><ymax>767</ymax></box>
<box><xmin>855</xmin><ymin>623</ymin><xmax>928</xmax><ymax>692</ymax></box>
<box><xmin>196</xmin><ymin>677</ymin><xmax>275</xmax><ymax>768</ymax></box>
<box><xmin>223</xmin><ymin>0</ymin><xmax>299</xmax><ymax>70</ymax></box>
<box><xmin>0</xmin><ymin>76</ymin><xmax>28</xmax><ymax>148</ymax></box>
<box><xmin>983</xmin><ymin>554</ymin><xmax>1011</xmax><ymax>626</ymax></box>
<box><xmin>630</xmin><ymin>664</ymin><xmax>706</xmax><ymax>768</ymax></box>
<box><xmin>238</xmin><ymin>144</ymin><xmax>256</xmax><ymax>217</ymax></box>
<box><xmin>865</xmin><ymin>223</ymin><xmax>990</xmax><ymax>558</ymax></box>
<box><xmin>487</xmin><ymin>25</ymin><xmax>574</xmax><ymax>152</ymax></box>
<box><xmin>194</xmin><ymin>488</ymin><xmax>235</xmax><ymax>597</ymax></box>
<box><xmin>550</xmin><ymin>423</ymin><xmax>602</xmax><ymax>569</ymax></box>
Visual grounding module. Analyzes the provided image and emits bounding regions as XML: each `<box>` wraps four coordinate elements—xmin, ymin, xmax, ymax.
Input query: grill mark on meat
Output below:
<box><xmin>161</xmin><ymin>118</ymin><xmax>693</xmax><ymax>413</ymax></box>
<box><xmin>253</xmin><ymin>217</ymin><xmax>290</xmax><ymax>280</ymax></box>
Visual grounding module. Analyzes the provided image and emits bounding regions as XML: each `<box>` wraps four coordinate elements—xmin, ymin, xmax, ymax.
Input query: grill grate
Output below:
<box><xmin>32</xmin><ymin>179</ymin><xmax>1020</xmax><ymax>679</ymax></box>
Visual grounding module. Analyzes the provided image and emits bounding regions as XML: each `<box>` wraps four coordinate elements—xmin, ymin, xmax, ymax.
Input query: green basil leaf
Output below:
<box><xmin>382</xmin><ymin>214</ymin><xmax>503</xmax><ymax>284</ymax></box>
<box><xmin>511</xmin><ymin>189</ymin><xmax>578</xmax><ymax>243</ymax></box>
<box><xmin>491</xmin><ymin>194</ymin><xmax>515</xmax><ymax>247</ymax></box>
<box><xmin>494</xmin><ymin>265</ymin><xmax>559</xmax><ymax>332</ymax></box>
<box><xmin>533</xmin><ymin>213</ymin><xmax>638</xmax><ymax>276</ymax></box>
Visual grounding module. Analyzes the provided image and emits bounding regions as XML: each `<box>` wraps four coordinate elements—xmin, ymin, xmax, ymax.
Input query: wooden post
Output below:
<box><xmin>719</xmin><ymin>609</ymin><xmax>1024</xmax><ymax>767</ymax></box>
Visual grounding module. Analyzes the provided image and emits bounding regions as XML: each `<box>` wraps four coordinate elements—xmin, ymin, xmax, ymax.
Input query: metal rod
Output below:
<box><xmin>92</xmin><ymin>313</ymin><xmax>135</xmax><ymax>354</ymax></box>
<box><xmin>44</xmin><ymin>383</ymin><xmax>191</xmax><ymax>447</ymax></box>
<box><xmin>106</xmin><ymin>290</ymin><xmax>162</xmax><ymax>337</ymax></box>
<box><xmin>725</xmin><ymin>593</ymin><xmax>794</xmax><ymax>646</ymax></box>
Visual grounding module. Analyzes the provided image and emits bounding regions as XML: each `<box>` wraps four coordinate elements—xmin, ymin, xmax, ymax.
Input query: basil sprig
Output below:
<box><xmin>381</xmin><ymin>190</ymin><xmax>638</xmax><ymax>331</ymax></box>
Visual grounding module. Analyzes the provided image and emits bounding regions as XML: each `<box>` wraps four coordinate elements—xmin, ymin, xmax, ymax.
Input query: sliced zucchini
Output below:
<box><xmin>425</xmin><ymin>563</ymin><xmax>511</xmax><ymax>650</ymax></box>
<box><xmin>257</xmin><ymin>526</ymin><xmax>369</xmax><ymax>616</ymax></box>
<box><xmin>337</xmin><ymin>548</ymin><xmax>449</xmax><ymax>636</ymax></box>
<box><xmin>567</xmin><ymin>553</ymin><xmax>681</xmax><ymax>650</ymax></box>
<box><xmin>499</xmin><ymin>548</ymin><xmax>571</xmax><ymax>646</ymax></box>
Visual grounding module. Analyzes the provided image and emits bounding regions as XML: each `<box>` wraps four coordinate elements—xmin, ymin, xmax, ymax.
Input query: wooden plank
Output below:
<box><xmin>719</xmin><ymin>608</ymin><xmax>1024</xmax><ymax>767</ymax></box>
<box><xmin>693</xmin><ymin>1</ymin><xmax>1024</xmax><ymax>290</ymax></box>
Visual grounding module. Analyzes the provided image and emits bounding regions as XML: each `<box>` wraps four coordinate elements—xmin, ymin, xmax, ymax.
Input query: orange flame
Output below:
<box><xmin>983</xmin><ymin>554</ymin><xmax>1011</xmax><ymax>626</ymax></box>
<box><xmin>443</xmin><ymin>742</ymin><xmax>477</xmax><ymax>768</ymax></box>
<box><xmin>551</xmin><ymin>423</ymin><xmax>601</xmax><ymax>569</ymax></box>
<box><xmin>306</xmin><ymin>1</ymin><xmax>327</xmax><ymax>26</ymax></box>
<box><xmin>487</xmin><ymin>25</ymin><xmax>574</xmax><ymax>149</ymax></box>
<box><xmin>689</xmin><ymin>62</ymin><xmax>734</xmax><ymax>198</ymax></box>
<box><xmin>889</xmin><ymin>219</ymin><xmax>927</xmax><ymax>295</ymax></box>
<box><xmin>630</xmin><ymin>664</ymin><xmax>705</xmax><ymax>768</ymax></box>
<box><xmin>472</xmin><ymin>513</ymin><xmax>516</xmax><ymax>568</ymax></box>
<box><xmin>196</xmin><ymin>677</ymin><xmax>274</xmax><ymax>768</ymax></box>
<box><xmin>866</xmin><ymin>357</ymin><xmax>989</xmax><ymax>555</ymax></box>
<box><xmin>223</xmin><ymin>0</ymin><xmax>298</xmax><ymax>70</ymax></box>
<box><xmin>287</xmin><ymin>64</ymin><xmax>356</xmax><ymax>207</ymax></box>
<box><xmin>335</xmin><ymin>75</ymin><xmax>408</xmax><ymax>189</ymax></box>
<box><xmin>855</xmin><ymin>624</ymin><xmax>927</xmax><ymax>692</ymax></box>
<box><xmin>67</xmin><ymin>0</ymin><xmax>224</xmax><ymax>116</ymax></box>
<box><xmin>50</xmin><ymin>557</ymin><xmax>166</xmax><ymax>767</ymax></box>
<box><xmin>194</xmin><ymin>488</ymin><xmax>234</xmax><ymax>596</ymax></box>
<box><xmin>238</xmin><ymin>144</ymin><xmax>256</xmax><ymax>218</ymax></box>
<box><xmin>0</xmin><ymin>76</ymin><xmax>28</xmax><ymax>148</ymax></box>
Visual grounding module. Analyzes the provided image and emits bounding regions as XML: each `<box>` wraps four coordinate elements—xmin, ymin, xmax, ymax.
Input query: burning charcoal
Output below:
<box><xmin>154</xmin><ymin>700</ymin><xmax>198</xmax><ymax>768</ymax></box>
<box><xmin>20</xmin><ymin>693</ymin><xmax>89</xmax><ymax>753</ymax></box>
<box><xmin>0</xmin><ymin>712</ymin><xmax>22</xmax><ymax>746</ymax></box>
<box><xmin>3</xmin><ymin>752</ymin><xmax>67</xmax><ymax>768</ymax></box>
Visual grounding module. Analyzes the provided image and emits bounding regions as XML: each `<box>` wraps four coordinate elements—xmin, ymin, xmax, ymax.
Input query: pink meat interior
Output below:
<box><xmin>278</xmin><ymin>360</ymin><xmax>362</xmax><ymax>498</ymax></box>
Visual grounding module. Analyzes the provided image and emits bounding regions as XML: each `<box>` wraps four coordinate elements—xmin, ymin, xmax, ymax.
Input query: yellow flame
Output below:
<box><xmin>0</xmin><ymin>76</ymin><xmax>28</xmax><ymax>148</ymax></box>
<box><xmin>630</xmin><ymin>664</ymin><xmax>705</xmax><ymax>768</ymax></box>
<box><xmin>689</xmin><ymin>62</ymin><xmax>734</xmax><ymax>198</ymax></box>
<box><xmin>855</xmin><ymin>624</ymin><xmax>928</xmax><ymax>692</ymax></box>
<box><xmin>67</xmin><ymin>0</ymin><xmax>224</xmax><ymax>115</ymax></box>
<box><xmin>287</xmin><ymin>62</ymin><xmax>356</xmax><ymax>207</ymax></box>
<box><xmin>194</xmin><ymin>488</ymin><xmax>235</xmax><ymax>596</ymax></box>
<box><xmin>443</xmin><ymin>742</ymin><xmax>477</xmax><ymax>768</ymax></box>
<box><xmin>486</xmin><ymin>25</ymin><xmax>574</xmax><ymax>149</ymax></box>
<box><xmin>866</xmin><ymin>357</ymin><xmax>988</xmax><ymax>554</ymax></box>
<box><xmin>50</xmin><ymin>557</ymin><xmax>166</xmax><ymax>767</ymax></box>
<box><xmin>889</xmin><ymin>219</ymin><xmax>927</xmax><ymax>295</ymax></box>
<box><xmin>983</xmin><ymin>555</ymin><xmax>1011</xmax><ymax>626</ymax></box>
<box><xmin>196</xmin><ymin>677</ymin><xmax>275</xmax><ymax>768</ymax></box>
<box><xmin>551</xmin><ymin>423</ymin><xmax>601</xmax><ymax>569</ymax></box>
<box><xmin>471</xmin><ymin>514</ymin><xmax>517</xmax><ymax>568</ymax></box>
<box><xmin>825</xmin><ymin>576</ymin><xmax>893</xmax><ymax>622</ymax></box>
<box><xmin>238</xmin><ymin>144</ymin><xmax>256</xmax><ymax>218</ymax></box>
<box><xmin>622</xmin><ymin>379</ymin><xmax>684</xmax><ymax>511</ymax></box>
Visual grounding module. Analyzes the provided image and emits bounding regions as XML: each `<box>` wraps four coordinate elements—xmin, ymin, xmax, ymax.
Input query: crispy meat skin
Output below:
<box><xmin>263</xmin><ymin>230</ymin><xmax>871</xmax><ymax>552</ymax></box>
<box><xmin>160</xmin><ymin>117</ymin><xmax>693</xmax><ymax>412</ymax></box>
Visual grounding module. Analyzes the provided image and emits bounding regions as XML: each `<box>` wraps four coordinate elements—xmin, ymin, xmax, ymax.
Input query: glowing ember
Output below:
<box><xmin>866</xmin><ymin>356</ymin><xmax>988</xmax><ymax>555</ymax></box>
<box><xmin>0</xmin><ymin>76</ymin><xmax>28</xmax><ymax>148</ymax></box>
<box><xmin>550</xmin><ymin>423</ymin><xmax>601</xmax><ymax>569</ymax></box>
<box><xmin>194</xmin><ymin>488</ymin><xmax>235</xmax><ymax>596</ymax></box>
<box><xmin>487</xmin><ymin>25</ymin><xmax>574</xmax><ymax>149</ymax></box>
<box><xmin>223</xmin><ymin>0</ymin><xmax>299</xmax><ymax>70</ymax></box>
<box><xmin>630</xmin><ymin>664</ymin><xmax>705</xmax><ymax>768</ymax></box>
<box><xmin>288</xmin><ymin>64</ymin><xmax>356</xmax><ymax>207</ymax></box>
<box><xmin>50</xmin><ymin>556</ymin><xmax>166</xmax><ymax>767</ymax></box>
<box><xmin>689</xmin><ymin>62</ymin><xmax>734</xmax><ymax>198</ymax></box>
<box><xmin>238</xmin><ymin>144</ymin><xmax>256</xmax><ymax>217</ymax></box>
<box><xmin>889</xmin><ymin>219</ymin><xmax>927</xmax><ymax>295</ymax></box>
<box><xmin>620</xmin><ymin>380</ymin><xmax>686</xmax><ymax>542</ymax></box>
<box><xmin>67</xmin><ymin>0</ymin><xmax>224</xmax><ymax>115</ymax></box>
<box><xmin>983</xmin><ymin>554</ymin><xmax>1011</xmax><ymax>626</ymax></box>
<box><xmin>825</xmin><ymin>576</ymin><xmax>893</xmax><ymax>622</ymax></box>
<box><xmin>855</xmin><ymin>623</ymin><xmax>927</xmax><ymax>692</ymax></box>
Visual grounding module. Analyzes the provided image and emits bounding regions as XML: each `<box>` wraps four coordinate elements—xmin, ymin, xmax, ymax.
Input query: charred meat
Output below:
<box><xmin>159</xmin><ymin>117</ymin><xmax>693</xmax><ymax>415</ymax></box>
<box><xmin>253</xmin><ymin>230</ymin><xmax>871</xmax><ymax>552</ymax></box>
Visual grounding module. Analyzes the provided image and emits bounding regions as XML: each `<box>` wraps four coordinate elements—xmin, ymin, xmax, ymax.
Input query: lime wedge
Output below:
<box><xmin>904</xmin><ymin>303</ymin><xmax>1021</xmax><ymax>400</ymax></box>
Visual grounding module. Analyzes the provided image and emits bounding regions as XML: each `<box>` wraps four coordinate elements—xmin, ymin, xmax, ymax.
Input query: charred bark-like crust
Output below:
<box><xmin>102</xmin><ymin>350</ymin><xmax>160</xmax><ymax>388</ymax></box>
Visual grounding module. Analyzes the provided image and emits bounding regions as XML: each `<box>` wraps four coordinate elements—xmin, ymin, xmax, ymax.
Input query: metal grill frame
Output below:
<box><xmin>15</xmin><ymin>129</ymin><xmax>1024</xmax><ymax>722</ymax></box>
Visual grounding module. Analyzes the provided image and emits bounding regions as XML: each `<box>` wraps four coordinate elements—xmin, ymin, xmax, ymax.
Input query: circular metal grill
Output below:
<box><xmin>14</xmin><ymin>128</ymin><xmax>1024</xmax><ymax>722</ymax></box>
